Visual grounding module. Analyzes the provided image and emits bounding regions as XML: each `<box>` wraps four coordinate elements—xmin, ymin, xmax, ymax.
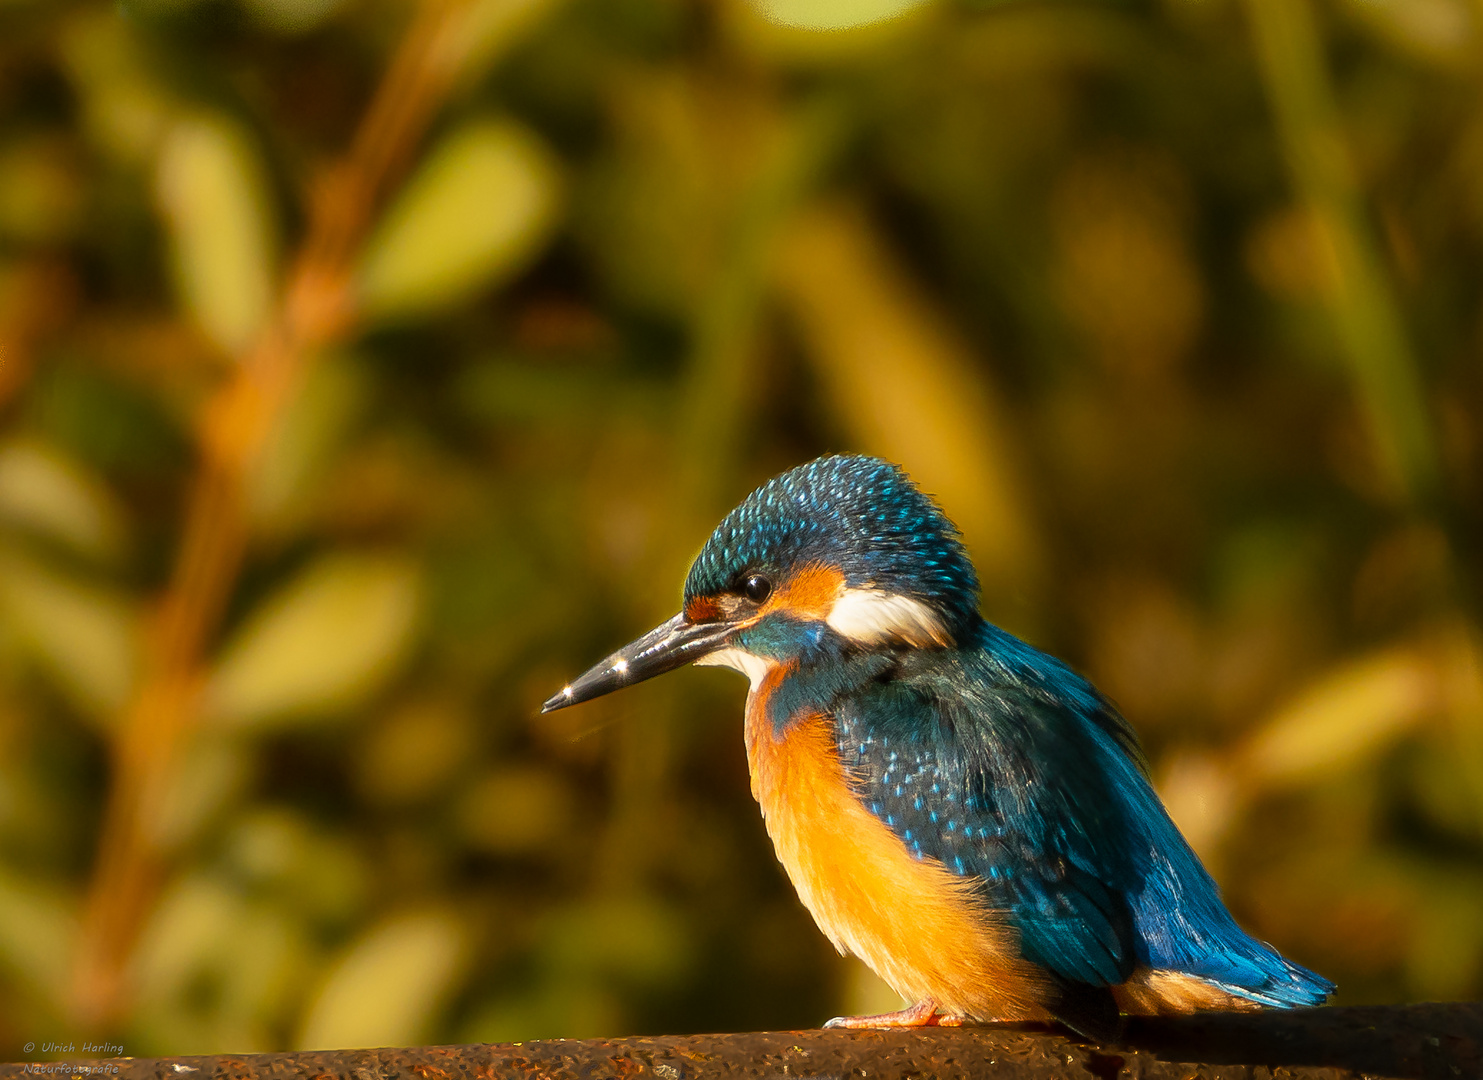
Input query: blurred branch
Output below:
<box><xmin>69</xmin><ymin>0</ymin><xmax>534</xmax><ymax>1029</ymax></box>
<box><xmin>1244</xmin><ymin>0</ymin><xmax>1438</xmax><ymax>505</ymax></box>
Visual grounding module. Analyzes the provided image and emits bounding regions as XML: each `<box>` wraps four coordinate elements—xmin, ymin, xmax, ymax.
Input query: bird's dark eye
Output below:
<box><xmin>741</xmin><ymin>574</ymin><xmax>772</xmax><ymax>603</ymax></box>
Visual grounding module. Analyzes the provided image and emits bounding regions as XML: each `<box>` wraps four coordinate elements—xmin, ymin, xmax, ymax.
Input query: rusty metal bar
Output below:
<box><xmin>4</xmin><ymin>1004</ymin><xmax>1479</xmax><ymax>1080</ymax></box>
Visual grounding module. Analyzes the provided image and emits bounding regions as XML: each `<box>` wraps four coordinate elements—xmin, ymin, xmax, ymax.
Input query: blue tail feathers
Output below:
<box><xmin>1122</xmin><ymin>782</ymin><xmax>1333</xmax><ymax>1007</ymax></box>
<box><xmin>1094</xmin><ymin>718</ymin><xmax>1333</xmax><ymax>1009</ymax></box>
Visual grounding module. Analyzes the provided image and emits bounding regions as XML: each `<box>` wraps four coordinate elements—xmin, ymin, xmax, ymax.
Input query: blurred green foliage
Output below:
<box><xmin>0</xmin><ymin>0</ymin><xmax>1481</xmax><ymax>1057</ymax></box>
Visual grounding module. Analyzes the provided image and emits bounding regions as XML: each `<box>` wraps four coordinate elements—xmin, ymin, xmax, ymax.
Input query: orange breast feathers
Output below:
<box><xmin>743</xmin><ymin>665</ymin><xmax>1053</xmax><ymax>1021</ymax></box>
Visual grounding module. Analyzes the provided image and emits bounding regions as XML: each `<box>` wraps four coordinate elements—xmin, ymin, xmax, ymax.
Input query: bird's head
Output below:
<box><xmin>542</xmin><ymin>455</ymin><xmax>980</xmax><ymax>712</ymax></box>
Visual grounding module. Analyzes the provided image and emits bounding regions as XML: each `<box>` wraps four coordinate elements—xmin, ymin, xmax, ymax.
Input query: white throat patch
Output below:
<box><xmin>695</xmin><ymin>647</ymin><xmax>774</xmax><ymax>693</ymax></box>
<box><xmin>826</xmin><ymin>587</ymin><xmax>951</xmax><ymax>648</ymax></box>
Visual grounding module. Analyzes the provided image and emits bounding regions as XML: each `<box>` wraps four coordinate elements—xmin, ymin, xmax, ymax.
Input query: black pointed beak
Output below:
<box><xmin>541</xmin><ymin>612</ymin><xmax>736</xmax><ymax>713</ymax></box>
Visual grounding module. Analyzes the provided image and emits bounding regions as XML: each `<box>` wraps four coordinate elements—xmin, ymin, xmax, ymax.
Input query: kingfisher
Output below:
<box><xmin>542</xmin><ymin>455</ymin><xmax>1332</xmax><ymax>1040</ymax></box>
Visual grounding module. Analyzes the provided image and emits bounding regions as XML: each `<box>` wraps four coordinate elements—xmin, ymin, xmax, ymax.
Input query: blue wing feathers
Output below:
<box><xmin>832</xmin><ymin>621</ymin><xmax>1333</xmax><ymax>1009</ymax></box>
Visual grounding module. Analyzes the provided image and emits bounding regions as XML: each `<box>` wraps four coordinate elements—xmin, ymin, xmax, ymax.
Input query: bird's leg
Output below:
<box><xmin>824</xmin><ymin>999</ymin><xmax>966</xmax><ymax>1029</ymax></box>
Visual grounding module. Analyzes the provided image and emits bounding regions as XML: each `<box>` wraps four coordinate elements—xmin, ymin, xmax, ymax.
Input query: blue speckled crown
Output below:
<box><xmin>685</xmin><ymin>455</ymin><xmax>981</xmax><ymax>634</ymax></box>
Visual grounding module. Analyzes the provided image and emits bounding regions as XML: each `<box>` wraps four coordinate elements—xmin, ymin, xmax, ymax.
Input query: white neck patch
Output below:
<box><xmin>695</xmin><ymin>647</ymin><xmax>774</xmax><ymax>693</ymax></box>
<box><xmin>826</xmin><ymin>587</ymin><xmax>951</xmax><ymax>648</ymax></box>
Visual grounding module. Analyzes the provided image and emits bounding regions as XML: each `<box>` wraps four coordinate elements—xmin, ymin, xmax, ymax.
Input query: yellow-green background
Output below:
<box><xmin>0</xmin><ymin>0</ymin><xmax>1481</xmax><ymax>1057</ymax></box>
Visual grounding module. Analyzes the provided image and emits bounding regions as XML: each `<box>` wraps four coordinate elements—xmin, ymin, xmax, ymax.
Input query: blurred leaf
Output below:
<box><xmin>454</xmin><ymin>360</ymin><xmax>667</xmax><ymax>428</ymax></box>
<box><xmin>0</xmin><ymin>134</ymin><xmax>85</xmax><ymax>245</ymax></box>
<box><xmin>205</xmin><ymin>552</ymin><xmax>423</xmax><ymax>730</ymax></box>
<box><xmin>0</xmin><ymin>868</ymin><xmax>76</xmax><ymax>1013</ymax></box>
<box><xmin>0</xmin><ymin>439</ymin><xmax>127</xmax><ymax>562</ymax></box>
<box><xmin>459</xmin><ymin>981</ymin><xmax>622</xmax><ymax>1044</ymax></box>
<box><xmin>1402</xmin><ymin>738</ymin><xmax>1483</xmax><ymax>844</ymax></box>
<box><xmin>134</xmin><ymin>872</ymin><xmax>310</xmax><ymax>1055</ymax></box>
<box><xmin>455</xmin><ymin>765</ymin><xmax>575</xmax><ymax>855</ymax></box>
<box><xmin>0</xmin><ymin>547</ymin><xmax>138</xmax><ymax>719</ymax></box>
<box><xmin>1247</xmin><ymin>0</ymin><xmax>1437</xmax><ymax>501</ymax></box>
<box><xmin>743</xmin><ymin>0</ymin><xmax>932</xmax><ymax>32</ymax></box>
<box><xmin>356</xmin><ymin>698</ymin><xmax>475</xmax><ymax>806</ymax></box>
<box><xmin>1240</xmin><ymin>645</ymin><xmax>1441</xmax><ymax>788</ymax></box>
<box><xmin>120</xmin><ymin>0</ymin><xmax>208</xmax><ymax>17</ymax></box>
<box><xmin>241</xmin><ymin>0</ymin><xmax>347</xmax><ymax>35</ymax></box>
<box><xmin>132</xmin><ymin>874</ymin><xmax>245</xmax><ymax>1053</ymax></box>
<box><xmin>539</xmin><ymin>896</ymin><xmax>690</xmax><ymax>987</ymax></box>
<box><xmin>1084</xmin><ymin>575</ymin><xmax>1205</xmax><ymax>728</ymax></box>
<box><xmin>1404</xmin><ymin>866</ymin><xmax>1483</xmax><ymax>998</ymax></box>
<box><xmin>357</xmin><ymin>118</ymin><xmax>561</xmax><ymax>322</ymax></box>
<box><xmin>136</xmin><ymin>877</ymin><xmax>247</xmax><ymax>994</ymax></box>
<box><xmin>248</xmin><ymin>353</ymin><xmax>369</xmax><ymax>536</ymax></box>
<box><xmin>1050</xmin><ymin>149</ymin><xmax>1203</xmax><ymax>378</ymax></box>
<box><xmin>296</xmin><ymin>910</ymin><xmax>465</xmax><ymax>1050</ymax></box>
<box><xmin>1156</xmin><ymin>749</ymin><xmax>1241</xmax><ymax>866</ymax></box>
<box><xmin>148</xmin><ymin>734</ymin><xmax>254</xmax><ymax>854</ymax></box>
<box><xmin>57</xmin><ymin>11</ymin><xmax>174</xmax><ymax>163</ymax></box>
<box><xmin>32</xmin><ymin>364</ymin><xmax>190</xmax><ymax>479</ymax></box>
<box><xmin>217</xmin><ymin>902</ymin><xmax>313</xmax><ymax>1049</ymax></box>
<box><xmin>427</xmin><ymin>517</ymin><xmax>544</xmax><ymax>638</ymax></box>
<box><xmin>1343</xmin><ymin>0</ymin><xmax>1474</xmax><ymax>70</ymax></box>
<box><xmin>574</xmin><ymin>68</ymin><xmax>767</xmax><ymax>317</ymax></box>
<box><xmin>1211</xmin><ymin>519</ymin><xmax>1325</xmax><ymax>616</ymax></box>
<box><xmin>1439</xmin><ymin>626</ymin><xmax>1483</xmax><ymax>842</ymax></box>
<box><xmin>225</xmin><ymin>808</ymin><xmax>369</xmax><ymax>925</ymax></box>
<box><xmin>774</xmin><ymin>200</ymin><xmax>1041</xmax><ymax>620</ymax></box>
<box><xmin>155</xmin><ymin>113</ymin><xmax>277</xmax><ymax>353</ymax></box>
<box><xmin>451</xmin><ymin>0</ymin><xmax>566</xmax><ymax>92</ymax></box>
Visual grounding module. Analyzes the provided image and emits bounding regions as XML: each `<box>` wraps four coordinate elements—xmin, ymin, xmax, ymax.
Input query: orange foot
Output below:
<box><xmin>824</xmin><ymin>999</ymin><xmax>966</xmax><ymax>1029</ymax></box>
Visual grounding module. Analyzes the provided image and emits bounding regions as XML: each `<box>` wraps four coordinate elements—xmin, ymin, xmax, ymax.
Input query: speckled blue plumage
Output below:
<box><xmin>831</xmin><ymin>625</ymin><xmax>1332</xmax><ymax>1008</ymax></box>
<box><xmin>689</xmin><ymin>455</ymin><xmax>1332</xmax><ymax>1014</ymax></box>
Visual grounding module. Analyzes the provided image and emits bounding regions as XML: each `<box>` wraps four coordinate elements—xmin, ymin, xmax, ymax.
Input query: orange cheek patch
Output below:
<box><xmin>685</xmin><ymin>596</ymin><xmax>722</xmax><ymax>621</ymax></box>
<box><xmin>762</xmin><ymin>563</ymin><xmax>845</xmax><ymax>621</ymax></box>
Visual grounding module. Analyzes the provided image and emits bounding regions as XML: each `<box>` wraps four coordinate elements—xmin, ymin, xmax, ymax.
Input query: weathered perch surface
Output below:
<box><xmin>3</xmin><ymin>1004</ymin><xmax>1480</xmax><ymax>1080</ymax></box>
